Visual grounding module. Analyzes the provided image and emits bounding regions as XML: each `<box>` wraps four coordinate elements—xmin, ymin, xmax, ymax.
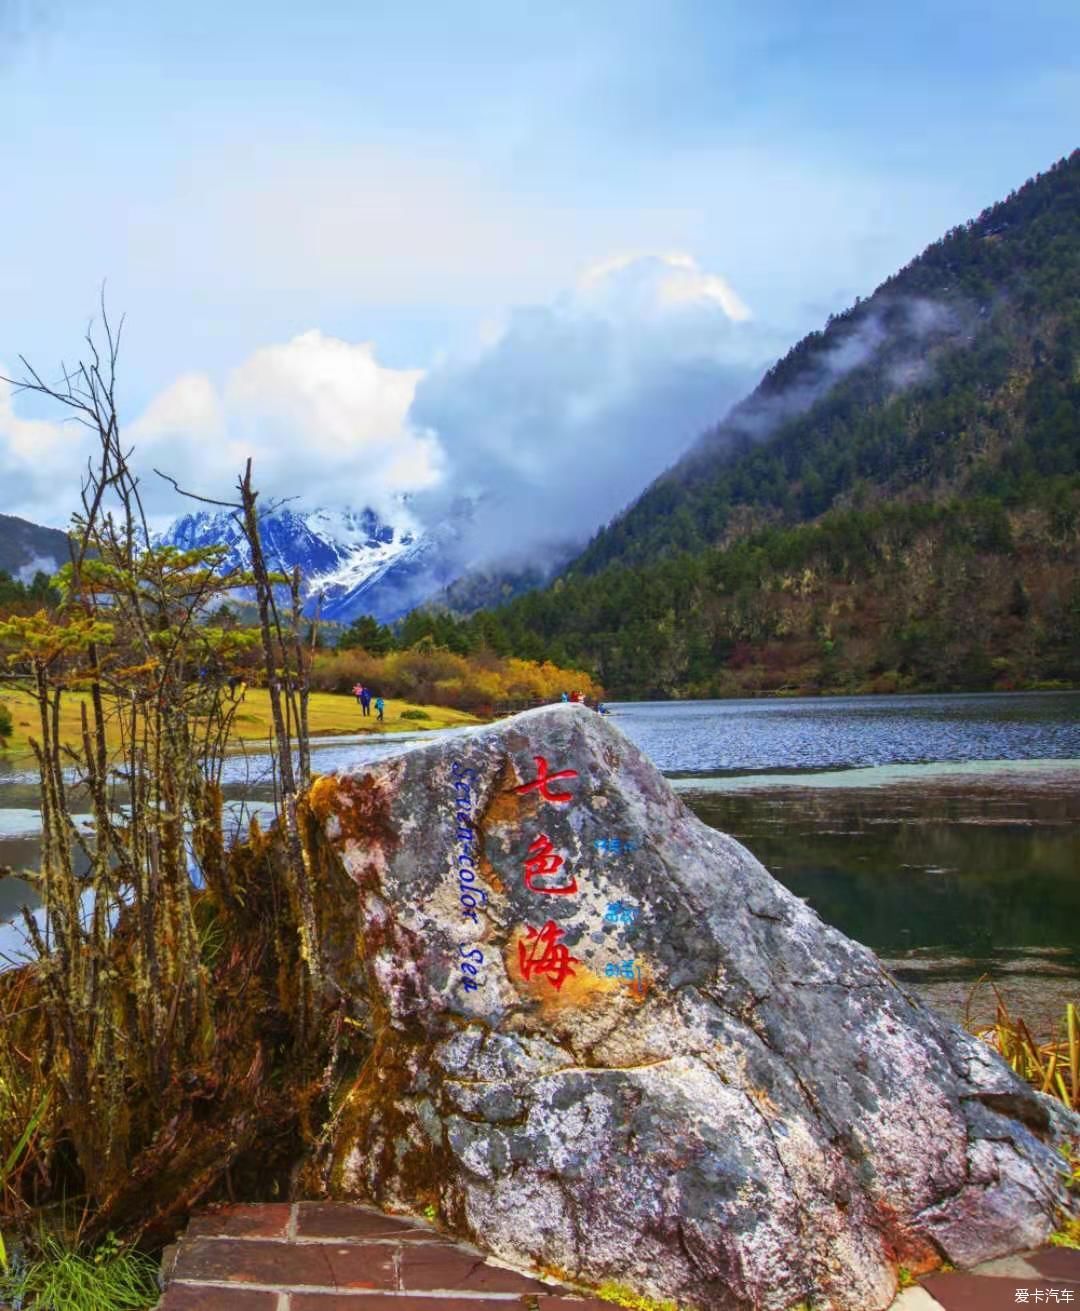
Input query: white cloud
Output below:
<box><xmin>0</xmin><ymin>374</ymin><xmax>94</xmax><ymax>525</ymax></box>
<box><xmin>0</xmin><ymin>332</ymin><xmax>436</xmax><ymax>527</ymax></box>
<box><xmin>408</xmin><ymin>251</ymin><xmax>775</xmax><ymax>566</ymax></box>
<box><xmin>579</xmin><ymin>251</ymin><xmax>752</xmax><ymax>322</ymax></box>
<box><xmin>130</xmin><ymin>373</ymin><xmax>226</xmax><ymax>444</ymax></box>
<box><xmin>2</xmin><ymin>254</ymin><xmax>770</xmax><ymax>569</ymax></box>
<box><xmin>127</xmin><ymin>330</ymin><xmax>439</xmax><ymax>518</ymax></box>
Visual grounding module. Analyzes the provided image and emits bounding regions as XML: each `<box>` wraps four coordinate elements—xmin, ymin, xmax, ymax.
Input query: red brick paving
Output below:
<box><xmin>294</xmin><ymin>1204</ymin><xmax>452</xmax><ymax>1243</ymax></box>
<box><xmin>156</xmin><ymin>1288</ymin><xmax>280</xmax><ymax>1310</ymax></box>
<box><xmin>288</xmin><ymin>1300</ymin><xmax>612</xmax><ymax>1311</ymax></box>
<box><xmin>289</xmin><ymin>1299</ymin><xmax>501</xmax><ymax>1311</ymax></box>
<box><xmin>185</xmin><ymin>1203</ymin><xmax>292</xmax><ymax>1241</ymax></box>
<box><xmin>398</xmin><ymin>1244</ymin><xmax>551</xmax><ymax>1294</ymax></box>
<box><xmin>156</xmin><ymin>1201</ymin><xmax>604</xmax><ymax>1309</ymax></box>
<box><xmin>168</xmin><ymin>1235</ymin><xmax>397</xmax><ymax>1289</ymax></box>
<box><xmin>919</xmin><ymin>1272</ymin><xmax>1079</xmax><ymax>1309</ymax></box>
<box><xmin>911</xmin><ymin>1246</ymin><xmax>1080</xmax><ymax>1309</ymax></box>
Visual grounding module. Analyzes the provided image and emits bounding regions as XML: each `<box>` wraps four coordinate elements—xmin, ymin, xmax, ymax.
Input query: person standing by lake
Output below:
<box><xmin>353</xmin><ymin>683</ymin><xmax>364</xmax><ymax>708</ymax></box>
<box><xmin>360</xmin><ymin>686</ymin><xmax>372</xmax><ymax>717</ymax></box>
<box><xmin>374</xmin><ymin>694</ymin><xmax>384</xmax><ymax>722</ymax></box>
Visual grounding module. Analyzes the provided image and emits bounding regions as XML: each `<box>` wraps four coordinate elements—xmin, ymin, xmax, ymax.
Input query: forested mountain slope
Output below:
<box><xmin>436</xmin><ymin>152</ymin><xmax>1080</xmax><ymax>698</ymax></box>
<box><xmin>0</xmin><ymin>513</ymin><xmax>70</xmax><ymax>581</ymax></box>
<box><xmin>573</xmin><ymin>150</ymin><xmax>1079</xmax><ymax>575</ymax></box>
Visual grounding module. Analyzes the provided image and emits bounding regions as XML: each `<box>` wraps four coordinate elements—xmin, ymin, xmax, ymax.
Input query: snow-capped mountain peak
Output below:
<box><xmin>156</xmin><ymin>503</ymin><xmax>454</xmax><ymax>623</ymax></box>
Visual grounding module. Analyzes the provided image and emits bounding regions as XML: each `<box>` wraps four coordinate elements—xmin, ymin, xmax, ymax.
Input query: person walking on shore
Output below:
<box><xmin>374</xmin><ymin>694</ymin><xmax>384</xmax><ymax>722</ymax></box>
<box><xmin>360</xmin><ymin>686</ymin><xmax>372</xmax><ymax>717</ymax></box>
<box><xmin>353</xmin><ymin>683</ymin><xmax>364</xmax><ymax>708</ymax></box>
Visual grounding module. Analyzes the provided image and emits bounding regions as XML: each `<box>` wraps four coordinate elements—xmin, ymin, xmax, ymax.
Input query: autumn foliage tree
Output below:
<box><xmin>0</xmin><ymin>304</ymin><xmax>345</xmax><ymax>1245</ymax></box>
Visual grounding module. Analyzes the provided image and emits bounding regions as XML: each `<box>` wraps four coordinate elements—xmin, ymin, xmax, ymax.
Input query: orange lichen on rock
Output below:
<box><xmin>325</xmin><ymin>772</ymin><xmax>399</xmax><ymax>854</ymax></box>
<box><xmin>504</xmin><ymin>924</ymin><xmax>620</xmax><ymax>1010</ymax></box>
<box><xmin>306</xmin><ymin>774</ymin><xmax>340</xmax><ymax>823</ymax></box>
<box><xmin>477</xmin><ymin>850</ymin><xmax>506</xmax><ymax>896</ymax></box>
<box><xmin>478</xmin><ymin>760</ymin><xmax>541</xmax><ymax>831</ymax></box>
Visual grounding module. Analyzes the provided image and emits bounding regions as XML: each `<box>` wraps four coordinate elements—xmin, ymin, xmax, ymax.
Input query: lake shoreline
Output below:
<box><xmin>3</xmin><ymin>693</ymin><xmax>1078</xmax><ymax>1029</ymax></box>
<box><xmin>672</xmin><ymin>755</ymin><xmax>1080</xmax><ymax>790</ymax></box>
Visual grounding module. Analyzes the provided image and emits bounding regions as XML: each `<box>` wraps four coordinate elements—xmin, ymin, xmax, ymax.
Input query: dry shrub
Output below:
<box><xmin>309</xmin><ymin>647</ymin><xmax>601</xmax><ymax>711</ymax></box>
<box><xmin>0</xmin><ymin>817</ymin><xmax>367</xmax><ymax>1249</ymax></box>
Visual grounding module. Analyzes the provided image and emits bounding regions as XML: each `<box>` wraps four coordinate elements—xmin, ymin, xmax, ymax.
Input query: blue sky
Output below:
<box><xmin>1</xmin><ymin>0</ymin><xmax>1078</xmax><ymax>538</ymax></box>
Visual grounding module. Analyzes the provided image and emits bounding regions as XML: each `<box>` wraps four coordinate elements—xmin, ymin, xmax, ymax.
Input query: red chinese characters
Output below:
<box><xmin>518</xmin><ymin>920</ymin><xmax>581</xmax><ymax>991</ymax></box>
<box><xmin>523</xmin><ymin>832</ymin><xmax>578</xmax><ymax>896</ymax></box>
<box><xmin>514</xmin><ymin>755</ymin><xmax>578</xmax><ymax>804</ymax></box>
<box><xmin>514</xmin><ymin>753</ymin><xmax>584</xmax><ymax>991</ymax></box>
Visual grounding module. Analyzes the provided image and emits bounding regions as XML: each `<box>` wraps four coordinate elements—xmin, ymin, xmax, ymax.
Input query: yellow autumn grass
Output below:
<box><xmin>0</xmin><ymin>685</ymin><xmax>482</xmax><ymax>757</ymax></box>
<box><xmin>967</xmin><ymin>979</ymin><xmax>1079</xmax><ymax>1113</ymax></box>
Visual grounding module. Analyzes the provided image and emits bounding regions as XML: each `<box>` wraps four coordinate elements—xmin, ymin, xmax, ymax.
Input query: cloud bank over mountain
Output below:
<box><xmin>2</xmin><ymin>254</ymin><xmax>772</xmax><ymax>557</ymax></box>
<box><xmin>407</xmin><ymin>252</ymin><xmax>773</xmax><ymax>568</ymax></box>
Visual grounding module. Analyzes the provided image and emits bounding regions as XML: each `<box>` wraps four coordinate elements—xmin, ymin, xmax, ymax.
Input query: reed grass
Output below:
<box><xmin>966</xmin><ymin>979</ymin><xmax>1079</xmax><ymax>1113</ymax></box>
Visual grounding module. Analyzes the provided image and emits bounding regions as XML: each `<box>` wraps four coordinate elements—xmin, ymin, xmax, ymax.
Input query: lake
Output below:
<box><xmin>3</xmin><ymin>691</ymin><xmax>1079</xmax><ymax>1029</ymax></box>
<box><xmin>610</xmin><ymin>692</ymin><xmax>1080</xmax><ymax>1029</ymax></box>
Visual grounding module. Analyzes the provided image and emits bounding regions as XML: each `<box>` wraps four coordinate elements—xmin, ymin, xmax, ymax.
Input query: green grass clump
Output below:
<box><xmin>400</xmin><ymin>708</ymin><xmax>431</xmax><ymax>721</ymax></box>
<box><xmin>1050</xmin><ymin>1216</ymin><xmax>1080</xmax><ymax>1250</ymax></box>
<box><xmin>0</xmin><ymin>1234</ymin><xmax>160</xmax><ymax>1311</ymax></box>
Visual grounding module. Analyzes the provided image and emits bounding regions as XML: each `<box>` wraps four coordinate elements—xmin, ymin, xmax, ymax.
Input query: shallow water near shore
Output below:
<box><xmin>2</xmin><ymin>691</ymin><xmax>1078</xmax><ymax>1029</ymax></box>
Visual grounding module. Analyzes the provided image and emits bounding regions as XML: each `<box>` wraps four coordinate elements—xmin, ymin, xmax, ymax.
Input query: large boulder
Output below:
<box><xmin>305</xmin><ymin>704</ymin><xmax>1077</xmax><ymax>1311</ymax></box>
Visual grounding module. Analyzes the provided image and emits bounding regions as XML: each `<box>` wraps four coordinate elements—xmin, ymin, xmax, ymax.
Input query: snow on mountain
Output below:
<box><xmin>158</xmin><ymin>504</ymin><xmax>451</xmax><ymax>623</ymax></box>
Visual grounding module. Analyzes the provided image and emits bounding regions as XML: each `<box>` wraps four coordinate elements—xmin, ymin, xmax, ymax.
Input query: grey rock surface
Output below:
<box><xmin>309</xmin><ymin>704</ymin><xmax>1078</xmax><ymax>1311</ymax></box>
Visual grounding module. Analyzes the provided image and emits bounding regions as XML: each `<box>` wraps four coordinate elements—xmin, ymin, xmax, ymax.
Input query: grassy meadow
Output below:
<box><xmin>0</xmin><ymin>685</ymin><xmax>482</xmax><ymax>757</ymax></box>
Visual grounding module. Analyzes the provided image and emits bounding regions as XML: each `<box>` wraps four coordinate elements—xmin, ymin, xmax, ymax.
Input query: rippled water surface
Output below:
<box><xmin>605</xmin><ymin>690</ymin><xmax>1080</xmax><ymax>775</ymax></box>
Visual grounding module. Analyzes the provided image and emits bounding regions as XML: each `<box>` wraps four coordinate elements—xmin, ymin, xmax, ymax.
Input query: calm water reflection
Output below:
<box><xmin>685</xmin><ymin>773</ymin><xmax>1080</xmax><ymax>950</ymax></box>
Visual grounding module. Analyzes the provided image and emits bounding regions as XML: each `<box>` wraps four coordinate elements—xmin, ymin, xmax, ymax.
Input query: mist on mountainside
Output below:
<box><xmin>568</xmin><ymin>151</ymin><xmax>1079</xmax><ymax>579</ymax></box>
<box><xmin>443</xmin><ymin>151</ymin><xmax>1080</xmax><ymax>695</ymax></box>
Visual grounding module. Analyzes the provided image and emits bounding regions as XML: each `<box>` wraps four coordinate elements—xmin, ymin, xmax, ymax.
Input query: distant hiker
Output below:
<box><xmin>560</xmin><ymin>691</ymin><xmax>569</xmax><ymax>702</ymax></box>
<box><xmin>353</xmin><ymin>683</ymin><xmax>364</xmax><ymax>707</ymax></box>
<box><xmin>374</xmin><ymin>694</ymin><xmax>385</xmax><ymax>722</ymax></box>
<box><xmin>360</xmin><ymin>686</ymin><xmax>372</xmax><ymax>717</ymax></box>
<box><xmin>237</xmin><ymin>679</ymin><xmax>247</xmax><ymax>703</ymax></box>
<box><xmin>227</xmin><ymin>674</ymin><xmax>240</xmax><ymax>698</ymax></box>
